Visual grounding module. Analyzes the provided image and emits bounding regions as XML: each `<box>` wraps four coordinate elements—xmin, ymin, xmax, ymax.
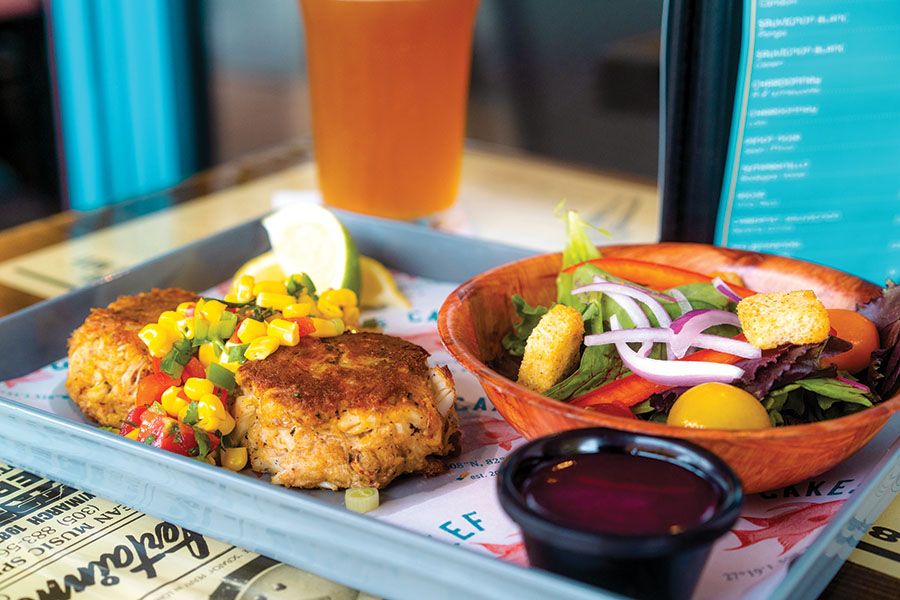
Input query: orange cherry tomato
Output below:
<box><xmin>823</xmin><ymin>309</ymin><xmax>879</xmax><ymax>374</ymax></box>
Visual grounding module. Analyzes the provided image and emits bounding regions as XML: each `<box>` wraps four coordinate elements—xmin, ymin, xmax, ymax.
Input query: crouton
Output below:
<box><xmin>517</xmin><ymin>304</ymin><xmax>584</xmax><ymax>393</ymax></box>
<box><xmin>736</xmin><ymin>290</ymin><xmax>830</xmax><ymax>349</ymax></box>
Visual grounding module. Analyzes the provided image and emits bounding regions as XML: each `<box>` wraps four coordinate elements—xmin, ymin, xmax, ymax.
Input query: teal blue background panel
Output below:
<box><xmin>717</xmin><ymin>0</ymin><xmax>900</xmax><ymax>285</ymax></box>
<box><xmin>49</xmin><ymin>0</ymin><xmax>197</xmax><ymax>211</ymax></box>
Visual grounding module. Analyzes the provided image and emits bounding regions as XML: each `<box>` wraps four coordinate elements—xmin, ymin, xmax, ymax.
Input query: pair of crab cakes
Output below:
<box><xmin>66</xmin><ymin>288</ymin><xmax>459</xmax><ymax>489</ymax></box>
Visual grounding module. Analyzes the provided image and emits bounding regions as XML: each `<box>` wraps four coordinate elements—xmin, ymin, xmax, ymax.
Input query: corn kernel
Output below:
<box><xmin>200</xmin><ymin>300</ymin><xmax>227</xmax><ymax>324</ymax></box>
<box><xmin>236</xmin><ymin>318</ymin><xmax>266</xmax><ymax>343</ymax></box>
<box><xmin>138</xmin><ymin>324</ymin><xmax>175</xmax><ymax>357</ymax></box>
<box><xmin>217</xmin><ymin>358</ymin><xmax>241</xmax><ymax>373</ymax></box>
<box><xmin>125</xmin><ymin>429</ymin><xmax>140</xmax><ymax>440</ymax></box>
<box><xmin>223</xmin><ymin>293</ymin><xmax>239</xmax><ymax>303</ymax></box>
<box><xmin>310</xmin><ymin>317</ymin><xmax>344</xmax><ymax>338</ymax></box>
<box><xmin>256</xmin><ymin>292</ymin><xmax>296</xmax><ymax>311</ymax></box>
<box><xmin>197</xmin><ymin>401</ymin><xmax>216</xmax><ymax>421</ymax></box>
<box><xmin>283</xmin><ymin>302</ymin><xmax>313</xmax><ymax>318</ymax></box>
<box><xmin>217</xmin><ymin>413</ymin><xmax>236</xmax><ymax>436</ymax></box>
<box><xmin>268</xmin><ymin>319</ymin><xmax>300</xmax><ymax>346</ymax></box>
<box><xmin>221</xmin><ymin>447</ymin><xmax>248</xmax><ymax>471</ymax></box>
<box><xmin>244</xmin><ymin>335</ymin><xmax>279</xmax><ymax>360</ymax></box>
<box><xmin>321</xmin><ymin>288</ymin><xmax>358</xmax><ymax>308</ymax></box>
<box><xmin>253</xmin><ymin>280</ymin><xmax>287</xmax><ymax>295</ymax></box>
<box><xmin>234</xmin><ymin>275</ymin><xmax>256</xmax><ymax>303</ymax></box>
<box><xmin>196</xmin><ymin>415</ymin><xmax>221</xmax><ymax>433</ymax></box>
<box><xmin>158</xmin><ymin>310</ymin><xmax>181</xmax><ymax>332</ymax></box>
<box><xmin>176</xmin><ymin>301</ymin><xmax>196</xmax><ymax>315</ymax></box>
<box><xmin>343</xmin><ymin>306</ymin><xmax>360</xmax><ymax>328</ymax></box>
<box><xmin>184</xmin><ymin>378</ymin><xmax>214</xmax><ymax>401</ymax></box>
<box><xmin>161</xmin><ymin>386</ymin><xmax>189</xmax><ymax>418</ymax></box>
<box><xmin>296</xmin><ymin>292</ymin><xmax>316</xmax><ymax>305</ymax></box>
<box><xmin>316</xmin><ymin>298</ymin><xmax>343</xmax><ymax>319</ymax></box>
<box><xmin>176</xmin><ymin>315</ymin><xmax>195</xmax><ymax>339</ymax></box>
<box><xmin>199</xmin><ymin>393</ymin><xmax>229</xmax><ymax>419</ymax></box>
<box><xmin>198</xmin><ymin>342</ymin><xmax>218</xmax><ymax>367</ymax></box>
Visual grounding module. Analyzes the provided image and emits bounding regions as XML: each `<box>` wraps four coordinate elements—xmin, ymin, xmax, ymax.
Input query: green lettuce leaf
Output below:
<box><xmin>501</xmin><ymin>295</ymin><xmax>550</xmax><ymax>357</ymax></box>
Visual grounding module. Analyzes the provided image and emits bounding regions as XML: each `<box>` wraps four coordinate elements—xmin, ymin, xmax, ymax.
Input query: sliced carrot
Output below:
<box><xmin>562</xmin><ymin>257</ymin><xmax>757</xmax><ymax>298</ymax></box>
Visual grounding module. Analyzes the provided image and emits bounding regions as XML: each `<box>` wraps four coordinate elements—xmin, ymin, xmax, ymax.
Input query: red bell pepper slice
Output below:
<box><xmin>562</xmin><ymin>257</ymin><xmax>757</xmax><ymax>298</ymax></box>
<box><xmin>588</xmin><ymin>401</ymin><xmax>637</xmax><ymax>420</ymax></box>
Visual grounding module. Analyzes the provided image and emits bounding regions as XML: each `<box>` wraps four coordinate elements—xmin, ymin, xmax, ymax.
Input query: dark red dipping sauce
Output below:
<box><xmin>521</xmin><ymin>451</ymin><xmax>719</xmax><ymax>536</ymax></box>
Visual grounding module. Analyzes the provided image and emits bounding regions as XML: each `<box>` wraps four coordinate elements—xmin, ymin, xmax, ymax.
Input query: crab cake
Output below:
<box><xmin>233</xmin><ymin>331</ymin><xmax>459</xmax><ymax>489</ymax></box>
<box><xmin>66</xmin><ymin>288</ymin><xmax>198</xmax><ymax>428</ymax></box>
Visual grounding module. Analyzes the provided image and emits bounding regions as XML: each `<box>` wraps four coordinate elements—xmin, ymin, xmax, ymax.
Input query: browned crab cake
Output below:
<box><xmin>66</xmin><ymin>288</ymin><xmax>199</xmax><ymax>427</ymax></box>
<box><xmin>233</xmin><ymin>331</ymin><xmax>459</xmax><ymax>489</ymax></box>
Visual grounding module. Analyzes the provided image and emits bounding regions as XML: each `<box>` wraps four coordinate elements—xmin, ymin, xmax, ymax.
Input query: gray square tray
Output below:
<box><xmin>0</xmin><ymin>211</ymin><xmax>897</xmax><ymax>600</ymax></box>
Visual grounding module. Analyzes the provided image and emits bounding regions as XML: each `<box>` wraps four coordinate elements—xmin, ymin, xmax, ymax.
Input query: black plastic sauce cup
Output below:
<box><xmin>498</xmin><ymin>428</ymin><xmax>742</xmax><ymax>600</ymax></box>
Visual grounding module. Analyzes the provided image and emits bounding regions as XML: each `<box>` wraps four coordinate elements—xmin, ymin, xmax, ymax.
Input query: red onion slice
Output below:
<box><xmin>669</xmin><ymin>309</ymin><xmax>741</xmax><ymax>358</ymax></box>
<box><xmin>670</xmin><ymin>288</ymin><xmax>692</xmax><ymax>316</ymax></box>
<box><xmin>585</xmin><ymin>328</ymin><xmax>672</xmax><ymax>346</ymax></box>
<box><xmin>572</xmin><ymin>280</ymin><xmax>671</xmax><ymax>327</ymax></box>
<box><xmin>609</xmin><ymin>315</ymin><xmax>745</xmax><ymax>385</ymax></box>
<box><xmin>591</xmin><ymin>275</ymin><xmax>676</xmax><ymax>303</ymax></box>
<box><xmin>692</xmin><ymin>334</ymin><xmax>761</xmax><ymax>358</ymax></box>
<box><xmin>586</xmin><ymin>330</ymin><xmax>759</xmax><ymax>359</ymax></box>
<box><xmin>713</xmin><ymin>277</ymin><xmax>744</xmax><ymax>303</ymax></box>
<box><xmin>608</xmin><ymin>292</ymin><xmax>650</xmax><ymax>328</ymax></box>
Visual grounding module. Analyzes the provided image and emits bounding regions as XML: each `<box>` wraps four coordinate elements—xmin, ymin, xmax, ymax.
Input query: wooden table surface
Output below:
<box><xmin>0</xmin><ymin>140</ymin><xmax>897</xmax><ymax>599</ymax></box>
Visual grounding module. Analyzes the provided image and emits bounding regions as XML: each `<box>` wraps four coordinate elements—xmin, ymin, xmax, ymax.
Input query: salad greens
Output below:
<box><xmin>502</xmin><ymin>209</ymin><xmax>898</xmax><ymax>426</ymax></box>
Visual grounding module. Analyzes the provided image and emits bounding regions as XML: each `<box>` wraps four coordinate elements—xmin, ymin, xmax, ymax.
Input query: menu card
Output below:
<box><xmin>716</xmin><ymin>0</ymin><xmax>900</xmax><ymax>285</ymax></box>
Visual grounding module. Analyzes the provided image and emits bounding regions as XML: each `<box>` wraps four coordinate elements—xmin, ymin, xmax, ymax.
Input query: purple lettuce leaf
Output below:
<box><xmin>860</xmin><ymin>282</ymin><xmax>900</xmax><ymax>399</ymax></box>
<box><xmin>733</xmin><ymin>336</ymin><xmax>851</xmax><ymax>400</ymax></box>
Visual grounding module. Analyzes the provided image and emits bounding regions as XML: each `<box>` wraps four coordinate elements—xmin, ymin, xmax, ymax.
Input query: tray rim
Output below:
<box><xmin>0</xmin><ymin>211</ymin><xmax>897</xmax><ymax>599</ymax></box>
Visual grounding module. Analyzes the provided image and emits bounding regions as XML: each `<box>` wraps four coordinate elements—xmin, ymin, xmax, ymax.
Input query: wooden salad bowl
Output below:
<box><xmin>437</xmin><ymin>242</ymin><xmax>898</xmax><ymax>493</ymax></box>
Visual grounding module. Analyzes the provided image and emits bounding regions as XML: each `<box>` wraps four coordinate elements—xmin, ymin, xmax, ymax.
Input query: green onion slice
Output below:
<box><xmin>206</xmin><ymin>362</ymin><xmax>236</xmax><ymax>392</ymax></box>
<box><xmin>345</xmin><ymin>487</ymin><xmax>379</xmax><ymax>513</ymax></box>
<box><xmin>225</xmin><ymin>343</ymin><xmax>249</xmax><ymax>363</ymax></box>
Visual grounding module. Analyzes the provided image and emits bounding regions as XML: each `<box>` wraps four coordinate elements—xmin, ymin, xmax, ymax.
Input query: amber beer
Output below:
<box><xmin>299</xmin><ymin>0</ymin><xmax>479</xmax><ymax>219</ymax></box>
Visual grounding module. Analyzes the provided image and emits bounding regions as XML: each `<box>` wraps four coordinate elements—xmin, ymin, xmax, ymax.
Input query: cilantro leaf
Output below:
<box><xmin>182</xmin><ymin>401</ymin><xmax>199</xmax><ymax>426</ymax></box>
<box><xmin>193</xmin><ymin>429</ymin><xmax>211</xmax><ymax>458</ymax></box>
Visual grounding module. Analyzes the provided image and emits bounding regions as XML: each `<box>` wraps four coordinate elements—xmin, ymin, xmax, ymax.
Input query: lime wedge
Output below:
<box><xmin>233</xmin><ymin>251</ymin><xmax>285</xmax><ymax>283</ymax></box>
<box><xmin>262</xmin><ymin>204</ymin><xmax>361</xmax><ymax>294</ymax></box>
<box><xmin>359</xmin><ymin>255</ymin><xmax>411</xmax><ymax>309</ymax></box>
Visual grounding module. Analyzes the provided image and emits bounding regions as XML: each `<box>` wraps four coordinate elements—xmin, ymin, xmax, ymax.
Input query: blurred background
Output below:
<box><xmin>0</xmin><ymin>0</ymin><xmax>662</xmax><ymax>231</ymax></box>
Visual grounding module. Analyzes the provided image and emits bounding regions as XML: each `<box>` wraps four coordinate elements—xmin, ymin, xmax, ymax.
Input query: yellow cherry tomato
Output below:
<box><xmin>667</xmin><ymin>382</ymin><xmax>771</xmax><ymax>430</ymax></box>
